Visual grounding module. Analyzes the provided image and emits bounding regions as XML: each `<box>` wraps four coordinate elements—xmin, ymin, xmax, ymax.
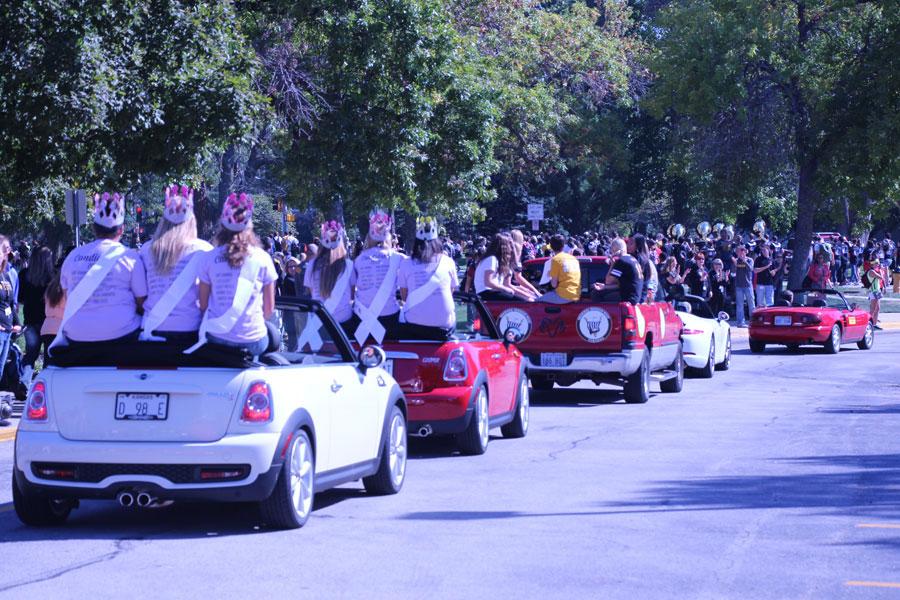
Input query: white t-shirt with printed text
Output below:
<box><xmin>398</xmin><ymin>255</ymin><xmax>459</xmax><ymax>329</ymax></box>
<box><xmin>353</xmin><ymin>247</ymin><xmax>401</xmax><ymax>317</ymax></box>
<box><xmin>303</xmin><ymin>258</ymin><xmax>354</xmax><ymax>323</ymax></box>
<box><xmin>60</xmin><ymin>239</ymin><xmax>147</xmax><ymax>342</ymax></box>
<box><xmin>198</xmin><ymin>245</ymin><xmax>277</xmax><ymax>344</ymax></box>
<box><xmin>140</xmin><ymin>239</ymin><xmax>213</xmax><ymax>333</ymax></box>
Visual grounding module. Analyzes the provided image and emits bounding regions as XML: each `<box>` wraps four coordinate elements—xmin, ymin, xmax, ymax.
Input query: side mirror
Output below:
<box><xmin>850</xmin><ymin>303</ymin><xmax>858</xmax><ymax>311</ymax></box>
<box><xmin>358</xmin><ymin>345</ymin><xmax>386</xmax><ymax>371</ymax></box>
<box><xmin>718</xmin><ymin>311</ymin><xmax>730</xmax><ymax>322</ymax></box>
<box><xmin>503</xmin><ymin>327</ymin><xmax>522</xmax><ymax>349</ymax></box>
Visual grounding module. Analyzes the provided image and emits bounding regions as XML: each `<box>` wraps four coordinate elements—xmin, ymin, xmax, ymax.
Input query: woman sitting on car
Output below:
<box><xmin>397</xmin><ymin>217</ymin><xmax>459</xmax><ymax>340</ymax></box>
<box><xmin>139</xmin><ymin>185</ymin><xmax>212</xmax><ymax>344</ymax></box>
<box><xmin>304</xmin><ymin>220</ymin><xmax>355</xmax><ymax>335</ymax></box>
<box><xmin>191</xmin><ymin>193</ymin><xmax>277</xmax><ymax>357</ymax></box>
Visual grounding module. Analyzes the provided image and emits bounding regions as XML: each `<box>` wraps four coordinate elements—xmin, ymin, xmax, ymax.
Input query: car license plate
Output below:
<box><xmin>540</xmin><ymin>353</ymin><xmax>567</xmax><ymax>367</ymax></box>
<box><xmin>115</xmin><ymin>393</ymin><xmax>169</xmax><ymax>421</ymax></box>
<box><xmin>383</xmin><ymin>360</ymin><xmax>394</xmax><ymax>376</ymax></box>
<box><xmin>774</xmin><ymin>316</ymin><xmax>792</xmax><ymax>326</ymax></box>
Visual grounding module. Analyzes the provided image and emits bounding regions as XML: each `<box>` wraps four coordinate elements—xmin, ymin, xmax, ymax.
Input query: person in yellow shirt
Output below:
<box><xmin>539</xmin><ymin>235</ymin><xmax>581</xmax><ymax>303</ymax></box>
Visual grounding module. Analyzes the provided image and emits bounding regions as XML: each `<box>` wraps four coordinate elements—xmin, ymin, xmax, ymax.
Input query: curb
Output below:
<box><xmin>0</xmin><ymin>423</ymin><xmax>17</xmax><ymax>443</ymax></box>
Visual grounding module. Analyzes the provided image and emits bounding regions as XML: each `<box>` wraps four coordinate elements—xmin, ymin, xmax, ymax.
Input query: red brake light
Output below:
<box><xmin>443</xmin><ymin>349</ymin><xmax>468</xmax><ymax>382</ymax></box>
<box><xmin>800</xmin><ymin>315</ymin><xmax>821</xmax><ymax>325</ymax></box>
<box><xmin>26</xmin><ymin>381</ymin><xmax>47</xmax><ymax>421</ymax></box>
<box><xmin>241</xmin><ymin>382</ymin><xmax>272</xmax><ymax>423</ymax></box>
<box><xmin>622</xmin><ymin>305</ymin><xmax>638</xmax><ymax>343</ymax></box>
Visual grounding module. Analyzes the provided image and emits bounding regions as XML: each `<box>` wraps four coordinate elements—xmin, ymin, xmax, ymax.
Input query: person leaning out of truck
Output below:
<box><xmin>592</xmin><ymin>238</ymin><xmax>643</xmax><ymax>304</ymax></box>
<box><xmin>537</xmin><ymin>234</ymin><xmax>581</xmax><ymax>304</ymax></box>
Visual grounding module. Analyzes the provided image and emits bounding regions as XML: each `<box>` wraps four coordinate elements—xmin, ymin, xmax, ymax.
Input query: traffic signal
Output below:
<box><xmin>136</xmin><ymin>205</ymin><xmax>143</xmax><ymax>222</ymax></box>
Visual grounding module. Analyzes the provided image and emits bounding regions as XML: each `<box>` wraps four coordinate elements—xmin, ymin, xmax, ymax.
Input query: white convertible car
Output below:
<box><xmin>14</xmin><ymin>298</ymin><xmax>408</xmax><ymax>529</ymax></box>
<box><xmin>673</xmin><ymin>294</ymin><xmax>732</xmax><ymax>378</ymax></box>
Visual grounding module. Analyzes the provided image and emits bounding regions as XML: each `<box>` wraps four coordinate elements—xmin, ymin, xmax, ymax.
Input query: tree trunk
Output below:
<box><xmin>218</xmin><ymin>145</ymin><xmax>237</xmax><ymax>211</ymax></box>
<box><xmin>788</xmin><ymin>159</ymin><xmax>818</xmax><ymax>288</ymax></box>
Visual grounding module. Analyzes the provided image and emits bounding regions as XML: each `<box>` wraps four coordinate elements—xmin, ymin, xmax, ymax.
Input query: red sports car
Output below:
<box><xmin>748</xmin><ymin>288</ymin><xmax>874</xmax><ymax>354</ymax></box>
<box><xmin>380</xmin><ymin>293</ymin><xmax>528</xmax><ymax>455</ymax></box>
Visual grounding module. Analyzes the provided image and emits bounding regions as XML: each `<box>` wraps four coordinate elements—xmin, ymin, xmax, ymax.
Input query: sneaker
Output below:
<box><xmin>874</xmin><ymin>324</ymin><xmax>883</xmax><ymax>331</ymax></box>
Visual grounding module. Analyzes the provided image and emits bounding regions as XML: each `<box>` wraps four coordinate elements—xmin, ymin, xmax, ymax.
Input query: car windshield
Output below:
<box><xmin>453</xmin><ymin>296</ymin><xmax>498</xmax><ymax>340</ymax></box>
<box><xmin>686</xmin><ymin>296</ymin><xmax>715</xmax><ymax>319</ymax></box>
<box><xmin>274</xmin><ymin>302</ymin><xmax>354</xmax><ymax>364</ymax></box>
<box><xmin>790</xmin><ymin>290</ymin><xmax>848</xmax><ymax>310</ymax></box>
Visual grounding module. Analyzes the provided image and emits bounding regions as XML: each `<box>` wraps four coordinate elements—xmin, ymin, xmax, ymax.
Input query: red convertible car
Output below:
<box><xmin>748</xmin><ymin>288</ymin><xmax>874</xmax><ymax>354</ymax></box>
<box><xmin>380</xmin><ymin>293</ymin><xmax>528</xmax><ymax>456</ymax></box>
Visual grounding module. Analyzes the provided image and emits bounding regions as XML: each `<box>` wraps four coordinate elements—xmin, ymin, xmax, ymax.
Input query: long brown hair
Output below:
<box><xmin>214</xmin><ymin>223</ymin><xmax>259</xmax><ymax>268</ymax></box>
<box><xmin>313</xmin><ymin>241</ymin><xmax>348</xmax><ymax>299</ymax></box>
<box><xmin>27</xmin><ymin>246</ymin><xmax>54</xmax><ymax>286</ymax></box>
<box><xmin>45</xmin><ymin>272</ymin><xmax>64</xmax><ymax>307</ymax></box>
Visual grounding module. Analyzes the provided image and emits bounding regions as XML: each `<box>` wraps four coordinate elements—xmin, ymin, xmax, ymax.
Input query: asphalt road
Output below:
<box><xmin>1</xmin><ymin>333</ymin><xmax>899</xmax><ymax>599</ymax></box>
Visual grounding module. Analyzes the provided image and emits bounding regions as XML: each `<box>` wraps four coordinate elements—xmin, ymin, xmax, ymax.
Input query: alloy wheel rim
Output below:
<box><xmin>477</xmin><ymin>388</ymin><xmax>489</xmax><ymax>448</ymax></box>
<box><xmin>865</xmin><ymin>324</ymin><xmax>873</xmax><ymax>346</ymax></box>
<box><xmin>709</xmin><ymin>338</ymin><xmax>715</xmax><ymax>368</ymax></box>
<box><xmin>289</xmin><ymin>436</ymin><xmax>314</xmax><ymax>518</ymax></box>
<box><xmin>389</xmin><ymin>414</ymin><xmax>407</xmax><ymax>487</ymax></box>
<box><xmin>832</xmin><ymin>325</ymin><xmax>841</xmax><ymax>351</ymax></box>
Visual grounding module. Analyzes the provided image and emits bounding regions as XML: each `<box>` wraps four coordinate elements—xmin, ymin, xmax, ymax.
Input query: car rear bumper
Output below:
<box><xmin>523</xmin><ymin>348</ymin><xmax>645</xmax><ymax>377</ymax></box>
<box><xmin>681</xmin><ymin>336</ymin><xmax>709</xmax><ymax>368</ymax></box>
<box><xmin>749</xmin><ymin>325</ymin><xmax>830</xmax><ymax>343</ymax></box>
<box><xmin>15</xmin><ymin>430</ymin><xmax>282</xmax><ymax>501</ymax></box>
<box><xmin>407</xmin><ymin>387</ymin><xmax>473</xmax><ymax>435</ymax></box>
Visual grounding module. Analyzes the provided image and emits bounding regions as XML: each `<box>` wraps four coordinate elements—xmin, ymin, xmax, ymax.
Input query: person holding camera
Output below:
<box><xmin>731</xmin><ymin>245</ymin><xmax>755</xmax><ymax>327</ymax></box>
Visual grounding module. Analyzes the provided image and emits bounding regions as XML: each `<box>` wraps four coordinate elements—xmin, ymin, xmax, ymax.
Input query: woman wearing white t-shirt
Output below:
<box><xmin>303</xmin><ymin>221</ymin><xmax>354</xmax><ymax>334</ymax></box>
<box><xmin>139</xmin><ymin>185</ymin><xmax>212</xmax><ymax>344</ymax></box>
<box><xmin>474</xmin><ymin>233</ymin><xmax>533</xmax><ymax>301</ymax></box>
<box><xmin>197</xmin><ymin>193</ymin><xmax>277</xmax><ymax>356</ymax></box>
<box><xmin>397</xmin><ymin>217</ymin><xmax>459</xmax><ymax>340</ymax></box>
<box><xmin>351</xmin><ymin>209</ymin><xmax>402</xmax><ymax>344</ymax></box>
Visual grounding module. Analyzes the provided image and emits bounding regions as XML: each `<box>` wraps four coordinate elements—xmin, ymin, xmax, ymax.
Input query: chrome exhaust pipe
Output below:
<box><xmin>135</xmin><ymin>492</ymin><xmax>155</xmax><ymax>508</ymax></box>
<box><xmin>117</xmin><ymin>491</ymin><xmax>134</xmax><ymax>508</ymax></box>
<box><xmin>414</xmin><ymin>425</ymin><xmax>433</xmax><ymax>438</ymax></box>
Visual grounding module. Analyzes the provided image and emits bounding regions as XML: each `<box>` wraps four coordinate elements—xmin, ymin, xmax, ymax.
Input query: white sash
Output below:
<box><xmin>400</xmin><ymin>258</ymin><xmax>447</xmax><ymax>323</ymax></box>
<box><xmin>139</xmin><ymin>250</ymin><xmax>207</xmax><ymax>341</ymax></box>
<box><xmin>49</xmin><ymin>244</ymin><xmax>127</xmax><ymax>353</ymax></box>
<box><xmin>184</xmin><ymin>257</ymin><xmax>258</xmax><ymax>354</ymax></box>
<box><xmin>353</xmin><ymin>252</ymin><xmax>401</xmax><ymax>344</ymax></box>
<box><xmin>296</xmin><ymin>259</ymin><xmax>352</xmax><ymax>352</ymax></box>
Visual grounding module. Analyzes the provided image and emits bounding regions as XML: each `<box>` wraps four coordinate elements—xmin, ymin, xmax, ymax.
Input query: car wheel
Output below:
<box><xmin>660</xmin><ymin>343</ymin><xmax>684</xmax><ymax>393</ymax></box>
<box><xmin>624</xmin><ymin>350</ymin><xmax>650</xmax><ymax>404</ymax></box>
<box><xmin>716</xmin><ymin>332</ymin><xmax>731</xmax><ymax>371</ymax></box>
<box><xmin>13</xmin><ymin>474</ymin><xmax>73</xmax><ymax>527</ymax></box>
<box><xmin>501</xmin><ymin>372</ymin><xmax>530</xmax><ymax>439</ymax></box>
<box><xmin>698</xmin><ymin>336</ymin><xmax>715</xmax><ymax>379</ymax></box>
<box><xmin>749</xmin><ymin>340</ymin><xmax>766</xmax><ymax>354</ymax></box>
<box><xmin>825</xmin><ymin>323</ymin><xmax>841</xmax><ymax>354</ymax></box>
<box><xmin>530</xmin><ymin>375</ymin><xmax>554</xmax><ymax>391</ymax></box>
<box><xmin>260</xmin><ymin>429</ymin><xmax>315</xmax><ymax>529</ymax></box>
<box><xmin>458</xmin><ymin>385</ymin><xmax>489</xmax><ymax>455</ymax></box>
<box><xmin>364</xmin><ymin>405</ymin><xmax>407</xmax><ymax>495</ymax></box>
<box><xmin>857</xmin><ymin>322</ymin><xmax>874</xmax><ymax>350</ymax></box>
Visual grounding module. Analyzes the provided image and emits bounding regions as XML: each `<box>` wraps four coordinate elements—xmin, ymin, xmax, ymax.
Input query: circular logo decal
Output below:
<box><xmin>577</xmin><ymin>307</ymin><xmax>612</xmax><ymax>343</ymax></box>
<box><xmin>497</xmin><ymin>308</ymin><xmax>532</xmax><ymax>342</ymax></box>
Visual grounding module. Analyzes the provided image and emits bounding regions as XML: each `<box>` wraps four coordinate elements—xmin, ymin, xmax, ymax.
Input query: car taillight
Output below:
<box><xmin>241</xmin><ymin>381</ymin><xmax>272</xmax><ymax>423</ymax></box>
<box><xmin>622</xmin><ymin>306</ymin><xmax>639</xmax><ymax>343</ymax></box>
<box><xmin>443</xmin><ymin>349</ymin><xmax>468</xmax><ymax>382</ymax></box>
<box><xmin>800</xmin><ymin>315</ymin><xmax>821</xmax><ymax>325</ymax></box>
<box><xmin>25</xmin><ymin>381</ymin><xmax>47</xmax><ymax>421</ymax></box>
<box><xmin>682</xmin><ymin>328</ymin><xmax>704</xmax><ymax>335</ymax></box>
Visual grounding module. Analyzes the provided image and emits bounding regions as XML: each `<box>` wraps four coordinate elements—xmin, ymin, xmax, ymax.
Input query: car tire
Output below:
<box><xmin>698</xmin><ymin>337</ymin><xmax>715</xmax><ymax>379</ymax></box>
<box><xmin>624</xmin><ymin>350</ymin><xmax>651</xmax><ymax>404</ymax></box>
<box><xmin>364</xmin><ymin>405</ymin><xmax>407</xmax><ymax>495</ymax></box>
<box><xmin>13</xmin><ymin>474</ymin><xmax>72</xmax><ymax>527</ymax></box>
<box><xmin>660</xmin><ymin>344</ymin><xmax>684</xmax><ymax>393</ymax></box>
<box><xmin>501</xmin><ymin>372</ymin><xmax>530</xmax><ymax>439</ymax></box>
<box><xmin>260</xmin><ymin>429</ymin><xmax>315</xmax><ymax>529</ymax></box>
<box><xmin>530</xmin><ymin>376</ymin><xmax>554</xmax><ymax>391</ymax></box>
<box><xmin>825</xmin><ymin>324</ymin><xmax>841</xmax><ymax>354</ymax></box>
<box><xmin>716</xmin><ymin>332</ymin><xmax>732</xmax><ymax>371</ymax></box>
<box><xmin>457</xmin><ymin>385</ymin><xmax>489</xmax><ymax>455</ymax></box>
<box><xmin>749</xmin><ymin>340</ymin><xmax>766</xmax><ymax>354</ymax></box>
<box><xmin>857</xmin><ymin>322</ymin><xmax>874</xmax><ymax>350</ymax></box>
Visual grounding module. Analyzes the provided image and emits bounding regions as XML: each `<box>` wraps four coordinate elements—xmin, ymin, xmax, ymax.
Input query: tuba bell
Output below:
<box><xmin>669</xmin><ymin>223</ymin><xmax>685</xmax><ymax>240</ymax></box>
<box><xmin>713</xmin><ymin>222</ymin><xmax>725</xmax><ymax>234</ymax></box>
<box><xmin>753</xmin><ymin>219</ymin><xmax>766</xmax><ymax>239</ymax></box>
<box><xmin>696</xmin><ymin>221</ymin><xmax>711</xmax><ymax>239</ymax></box>
<box><xmin>723</xmin><ymin>225</ymin><xmax>734</xmax><ymax>239</ymax></box>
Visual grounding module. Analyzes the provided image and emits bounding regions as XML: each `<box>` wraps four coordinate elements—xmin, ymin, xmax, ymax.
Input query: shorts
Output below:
<box><xmin>868</xmin><ymin>291</ymin><xmax>883</xmax><ymax>301</ymax></box>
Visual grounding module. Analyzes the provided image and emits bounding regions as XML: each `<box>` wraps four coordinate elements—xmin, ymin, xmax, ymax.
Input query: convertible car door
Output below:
<box><xmin>325</xmin><ymin>363</ymin><xmax>381</xmax><ymax>469</ymax></box>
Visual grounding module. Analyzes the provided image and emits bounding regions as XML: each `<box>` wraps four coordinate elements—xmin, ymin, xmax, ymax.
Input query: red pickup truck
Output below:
<box><xmin>482</xmin><ymin>256</ymin><xmax>684</xmax><ymax>404</ymax></box>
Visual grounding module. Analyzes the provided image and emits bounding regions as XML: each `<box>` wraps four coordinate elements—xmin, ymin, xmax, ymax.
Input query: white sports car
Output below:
<box><xmin>673</xmin><ymin>294</ymin><xmax>732</xmax><ymax>378</ymax></box>
<box><xmin>14</xmin><ymin>298</ymin><xmax>408</xmax><ymax>529</ymax></box>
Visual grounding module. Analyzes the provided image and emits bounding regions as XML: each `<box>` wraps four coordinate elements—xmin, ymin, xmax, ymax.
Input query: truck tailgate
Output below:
<box><xmin>46</xmin><ymin>367</ymin><xmax>247</xmax><ymax>443</ymax></box>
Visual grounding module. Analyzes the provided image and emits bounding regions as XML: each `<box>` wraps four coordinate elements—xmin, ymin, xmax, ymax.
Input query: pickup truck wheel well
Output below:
<box><xmin>644</xmin><ymin>333</ymin><xmax>654</xmax><ymax>351</ymax></box>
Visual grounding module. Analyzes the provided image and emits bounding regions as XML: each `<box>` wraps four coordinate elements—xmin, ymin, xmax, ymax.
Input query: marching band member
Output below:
<box><xmin>302</xmin><ymin>220</ymin><xmax>354</xmax><ymax>336</ymax></box>
<box><xmin>191</xmin><ymin>193</ymin><xmax>277</xmax><ymax>357</ymax></box>
<box><xmin>351</xmin><ymin>209</ymin><xmax>402</xmax><ymax>344</ymax></box>
<box><xmin>53</xmin><ymin>193</ymin><xmax>147</xmax><ymax>351</ymax></box>
<box><xmin>397</xmin><ymin>217</ymin><xmax>459</xmax><ymax>340</ymax></box>
<box><xmin>139</xmin><ymin>185</ymin><xmax>212</xmax><ymax>343</ymax></box>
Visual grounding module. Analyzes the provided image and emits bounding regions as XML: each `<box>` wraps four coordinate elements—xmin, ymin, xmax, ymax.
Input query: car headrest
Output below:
<box><xmin>774</xmin><ymin>300</ymin><xmax>791</xmax><ymax>307</ymax></box>
<box><xmin>808</xmin><ymin>299</ymin><xmax>827</xmax><ymax>308</ymax></box>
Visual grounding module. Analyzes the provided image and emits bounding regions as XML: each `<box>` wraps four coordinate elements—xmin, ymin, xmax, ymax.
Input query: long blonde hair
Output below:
<box><xmin>150</xmin><ymin>213</ymin><xmax>199</xmax><ymax>275</ymax></box>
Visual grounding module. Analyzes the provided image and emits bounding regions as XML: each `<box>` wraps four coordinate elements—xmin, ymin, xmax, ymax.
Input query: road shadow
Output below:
<box><xmin>407</xmin><ymin>434</ymin><xmax>510</xmax><ymax>460</ymax></box>
<box><xmin>530</xmin><ymin>386</ymin><xmax>639</xmax><ymax>407</ymax></box>
<box><xmin>0</xmin><ymin>485</ymin><xmax>370</xmax><ymax>542</ymax></box>
<box><xmin>818</xmin><ymin>404</ymin><xmax>900</xmax><ymax>415</ymax></box>
<box><xmin>732</xmin><ymin>345</ymin><xmax>868</xmax><ymax>357</ymax></box>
